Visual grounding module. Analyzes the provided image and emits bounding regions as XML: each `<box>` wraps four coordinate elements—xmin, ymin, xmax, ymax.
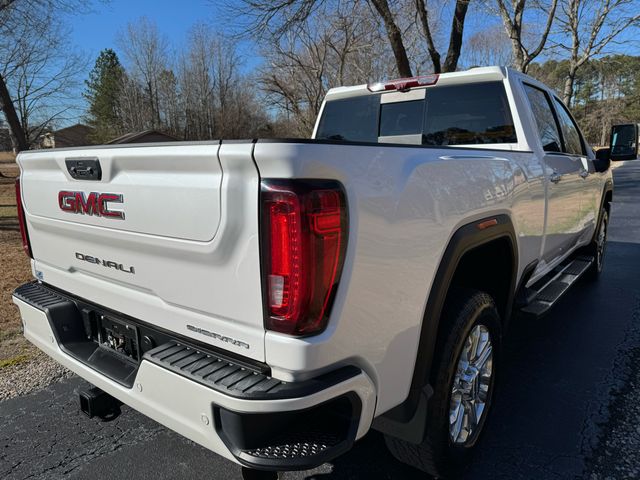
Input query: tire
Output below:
<box><xmin>586</xmin><ymin>207</ymin><xmax>609</xmax><ymax>280</ymax></box>
<box><xmin>385</xmin><ymin>289</ymin><xmax>501</xmax><ymax>478</ymax></box>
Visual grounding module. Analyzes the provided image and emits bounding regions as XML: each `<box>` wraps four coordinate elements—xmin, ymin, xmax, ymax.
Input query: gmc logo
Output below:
<box><xmin>58</xmin><ymin>191</ymin><xmax>125</xmax><ymax>219</ymax></box>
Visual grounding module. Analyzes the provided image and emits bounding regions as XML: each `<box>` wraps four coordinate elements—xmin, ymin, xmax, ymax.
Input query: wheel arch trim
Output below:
<box><xmin>372</xmin><ymin>214</ymin><xmax>518</xmax><ymax>442</ymax></box>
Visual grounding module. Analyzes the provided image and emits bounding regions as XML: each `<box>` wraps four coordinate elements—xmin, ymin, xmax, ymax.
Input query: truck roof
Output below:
<box><xmin>324</xmin><ymin>66</ymin><xmax>524</xmax><ymax>101</ymax></box>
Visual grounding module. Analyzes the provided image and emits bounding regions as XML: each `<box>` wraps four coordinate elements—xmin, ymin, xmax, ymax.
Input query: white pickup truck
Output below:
<box><xmin>12</xmin><ymin>67</ymin><xmax>626</xmax><ymax>478</ymax></box>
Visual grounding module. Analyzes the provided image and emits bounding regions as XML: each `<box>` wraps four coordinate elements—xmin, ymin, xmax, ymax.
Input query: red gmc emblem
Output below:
<box><xmin>58</xmin><ymin>191</ymin><xmax>125</xmax><ymax>219</ymax></box>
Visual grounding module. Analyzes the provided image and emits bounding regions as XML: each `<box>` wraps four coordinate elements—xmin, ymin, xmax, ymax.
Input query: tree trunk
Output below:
<box><xmin>442</xmin><ymin>0</ymin><xmax>471</xmax><ymax>72</ymax></box>
<box><xmin>563</xmin><ymin>67</ymin><xmax>576</xmax><ymax>106</ymax></box>
<box><xmin>370</xmin><ymin>0</ymin><xmax>413</xmax><ymax>77</ymax></box>
<box><xmin>415</xmin><ymin>0</ymin><xmax>441</xmax><ymax>73</ymax></box>
<box><xmin>600</xmin><ymin>118</ymin><xmax>609</xmax><ymax>147</ymax></box>
<box><xmin>0</xmin><ymin>73</ymin><xmax>28</xmax><ymax>153</ymax></box>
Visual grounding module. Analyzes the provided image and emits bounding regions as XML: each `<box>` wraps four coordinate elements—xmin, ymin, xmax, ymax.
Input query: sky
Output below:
<box><xmin>58</xmin><ymin>0</ymin><xmax>639</xmax><ymax>127</ymax></box>
<box><xmin>68</xmin><ymin>0</ymin><xmax>261</xmax><ymax>72</ymax></box>
<box><xmin>72</xmin><ymin>0</ymin><xmax>217</xmax><ymax>58</ymax></box>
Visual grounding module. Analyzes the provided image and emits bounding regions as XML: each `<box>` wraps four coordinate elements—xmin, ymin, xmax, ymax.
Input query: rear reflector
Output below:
<box><xmin>261</xmin><ymin>180</ymin><xmax>348</xmax><ymax>336</ymax></box>
<box><xmin>367</xmin><ymin>74</ymin><xmax>439</xmax><ymax>92</ymax></box>
<box><xmin>15</xmin><ymin>177</ymin><xmax>33</xmax><ymax>258</ymax></box>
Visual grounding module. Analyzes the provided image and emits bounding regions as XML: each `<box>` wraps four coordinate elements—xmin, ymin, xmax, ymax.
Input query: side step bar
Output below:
<box><xmin>519</xmin><ymin>255</ymin><xmax>594</xmax><ymax>318</ymax></box>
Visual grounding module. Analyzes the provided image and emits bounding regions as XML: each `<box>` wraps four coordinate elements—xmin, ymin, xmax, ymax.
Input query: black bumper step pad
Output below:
<box><xmin>144</xmin><ymin>341</ymin><xmax>361</xmax><ymax>400</ymax></box>
<box><xmin>244</xmin><ymin>430</ymin><xmax>342</xmax><ymax>460</ymax></box>
<box><xmin>14</xmin><ymin>282</ymin><xmax>72</xmax><ymax>311</ymax></box>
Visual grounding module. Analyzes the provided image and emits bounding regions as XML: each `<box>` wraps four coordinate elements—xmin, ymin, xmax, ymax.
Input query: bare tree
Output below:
<box><xmin>177</xmin><ymin>23</ymin><xmax>268</xmax><ymax>140</ymax></box>
<box><xmin>259</xmin><ymin>3</ymin><xmax>393</xmax><ymax>136</ymax></box>
<box><xmin>233</xmin><ymin>0</ymin><xmax>474</xmax><ymax>77</ymax></box>
<box><xmin>0</xmin><ymin>0</ymin><xmax>89</xmax><ymax>151</ymax></box>
<box><xmin>115</xmin><ymin>73</ymin><xmax>151</xmax><ymax>134</ymax></box>
<box><xmin>461</xmin><ymin>24</ymin><xmax>513</xmax><ymax>67</ymax></box>
<box><xmin>494</xmin><ymin>0</ymin><xmax>558</xmax><ymax>72</ymax></box>
<box><xmin>117</xmin><ymin>17</ymin><xmax>169</xmax><ymax>128</ymax></box>
<box><xmin>179</xmin><ymin>23</ymin><xmax>218</xmax><ymax>139</ymax></box>
<box><xmin>415</xmin><ymin>0</ymin><xmax>472</xmax><ymax>72</ymax></box>
<box><xmin>369</xmin><ymin>0</ymin><xmax>413</xmax><ymax>76</ymax></box>
<box><xmin>557</xmin><ymin>0</ymin><xmax>640</xmax><ymax>106</ymax></box>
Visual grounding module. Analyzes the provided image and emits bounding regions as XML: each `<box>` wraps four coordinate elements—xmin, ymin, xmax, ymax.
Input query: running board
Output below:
<box><xmin>518</xmin><ymin>255</ymin><xmax>594</xmax><ymax>318</ymax></box>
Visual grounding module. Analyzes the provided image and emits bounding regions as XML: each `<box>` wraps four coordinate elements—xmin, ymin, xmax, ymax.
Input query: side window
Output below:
<box><xmin>422</xmin><ymin>82</ymin><xmax>517</xmax><ymax>145</ymax></box>
<box><xmin>552</xmin><ymin>97</ymin><xmax>585</xmax><ymax>155</ymax></box>
<box><xmin>315</xmin><ymin>95</ymin><xmax>379</xmax><ymax>142</ymax></box>
<box><xmin>523</xmin><ymin>84</ymin><xmax>562</xmax><ymax>152</ymax></box>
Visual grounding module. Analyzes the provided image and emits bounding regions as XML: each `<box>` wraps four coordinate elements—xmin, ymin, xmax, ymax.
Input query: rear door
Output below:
<box><xmin>550</xmin><ymin>96</ymin><xmax>598</xmax><ymax>243</ymax></box>
<box><xmin>523</xmin><ymin>84</ymin><xmax>585</xmax><ymax>266</ymax></box>
<box><xmin>18</xmin><ymin>141</ymin><xmax>266</xmax><ymax>361</ymax></box>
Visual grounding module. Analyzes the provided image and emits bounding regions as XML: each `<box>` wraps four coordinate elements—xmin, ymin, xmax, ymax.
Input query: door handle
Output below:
<box><xmin>579</xmin><ymin>169</ymin><xmax>589</xmax><ymax>179</ymax></box>
<box><xmin>549</xmin><ymin>172</ymin><xmax>562</xmax><ymax>184</ymax></box>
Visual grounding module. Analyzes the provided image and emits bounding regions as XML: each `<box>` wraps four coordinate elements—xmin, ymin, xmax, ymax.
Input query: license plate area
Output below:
<box><xmin>97</xmin><ymin>315</ymin><xmax>140</xmax><ymax>362</ymax></box>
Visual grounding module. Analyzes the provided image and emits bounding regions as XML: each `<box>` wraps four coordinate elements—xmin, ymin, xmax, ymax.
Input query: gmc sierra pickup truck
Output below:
<box><xmin>12</xmin><ymin>67</ymin><xmax>629</xmax><ymax>478</ymax></box>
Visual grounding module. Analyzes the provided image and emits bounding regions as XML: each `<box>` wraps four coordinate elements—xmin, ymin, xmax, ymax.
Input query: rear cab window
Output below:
<box><xmin>315</xmin><ymin>81</ymin><xmax>518</xmax><ymax>146</ymax></box>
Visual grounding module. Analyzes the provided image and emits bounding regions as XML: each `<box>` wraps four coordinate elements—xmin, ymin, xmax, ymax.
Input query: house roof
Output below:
<box><xmin>106</xmin><ymin>130</ymin><xmax>179</xmax><ymax>144</ymax></box>
<box><xmin>52</xmin><ymin>124</ymin><xmax>94</xmax><ymax>147</ymax></box>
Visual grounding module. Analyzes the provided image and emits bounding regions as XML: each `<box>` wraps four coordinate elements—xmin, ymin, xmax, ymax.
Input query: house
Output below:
<box><xmin>41</xmin><ymin>124</ymin><xmax>94</xmax><ymax>149</ymax></box>
<box><xmin>106</xmin><ymin>130</ymin><xmax>179</xmax><ymax>144</ymax></box>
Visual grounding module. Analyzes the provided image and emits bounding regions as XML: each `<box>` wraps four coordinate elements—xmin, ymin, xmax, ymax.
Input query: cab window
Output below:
<box><xmin>523</xmin><ymin>84</ymin><xmax>562</xmax><ymax>153</ymax></box>
<box><xmin>552</xmin><ymin>97</ymin><xmax>585</xmax><ymax>155</ymax></box>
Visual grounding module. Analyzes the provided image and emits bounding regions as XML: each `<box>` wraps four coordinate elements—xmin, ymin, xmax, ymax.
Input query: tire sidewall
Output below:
<box><xmin>429</xmin><ymin>291</ymin><xmax>502</xmax><ymax>471</ymax></box>
<box><xmin>595</xmin><ymin>209</ymin><xmax>608</xmax><ymax>273</ymax></box>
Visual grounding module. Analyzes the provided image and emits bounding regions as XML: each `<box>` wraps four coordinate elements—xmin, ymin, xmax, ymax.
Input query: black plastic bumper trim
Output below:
<box><xmin>145</xmin><ymin>340</ymin><xmax>362</xmax><ymax>400</ymax></box>
<box><xmin>215</xmin><ymin>393</ymin><xmax>362</xmax><ymax>471</ymax></box>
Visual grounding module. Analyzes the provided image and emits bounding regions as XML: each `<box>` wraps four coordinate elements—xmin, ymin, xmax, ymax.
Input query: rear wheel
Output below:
<box><xmin>587</xmin><ymin>207</ymin><xmax>609</xmax><ymax>279</ymax></box>
<box><xmin>385</xmin><ymin>290</ymin><xmax>501</xmax><ymax>477</ymax></box>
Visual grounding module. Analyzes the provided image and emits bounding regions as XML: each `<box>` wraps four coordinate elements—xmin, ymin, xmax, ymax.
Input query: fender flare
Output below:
<box><xmin>592</xmin><ymin>180</ymin><xmax>613</xmax><ymax>243</ymax></box>
<box><xmin>373</xmin><ymin>214</ymin><xmax>518</xmax><ymax>442</ymax></box>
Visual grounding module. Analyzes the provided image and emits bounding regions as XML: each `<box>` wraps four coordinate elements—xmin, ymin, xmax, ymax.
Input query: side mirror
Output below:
<box><xmin>593</xmin><ymin>147</ymin><xmax>611</xmax><ymax>172</ymax></box>
<box><xmin>610</xmin><ymin>123</ymin><xmax>639</xmax><ymax>161</ymax></box>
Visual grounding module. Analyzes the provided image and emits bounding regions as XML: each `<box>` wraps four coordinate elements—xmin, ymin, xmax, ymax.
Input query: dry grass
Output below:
<box><xmin>0</xmin><ymin>163</ymin><xmax>18</xmax><ymax>179</ymax></box>
<box><xmin>0</xmin><ymin>166</ymin><xmax>32</xmax><ymax>363</ymax></box>
<box><xmin>0</xmin><ymin>151</ymin><xmax>16</xmax><ymax>163</ymax></box>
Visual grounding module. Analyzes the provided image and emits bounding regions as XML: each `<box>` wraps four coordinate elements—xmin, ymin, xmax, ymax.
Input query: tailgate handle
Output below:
<box><xmin>66</xmin><ymin>158</ymin><xmax>102</xmax><ymax>181</ymax></box>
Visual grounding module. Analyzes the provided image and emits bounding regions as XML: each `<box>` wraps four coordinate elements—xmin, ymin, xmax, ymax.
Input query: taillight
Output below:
<box><xmin>15</xmin><ymin>177</ymin><xmax>33</xmax><ymax>258</ymax></box>
<box><xmin>261</xmin><ymin>180</ymin><xmax>348</xmax><ymax>336</ymax></box>
<box><xmin>367</xmin><ymin>74</ymin><xmax>439</xmax><ymax>92</ymax></box>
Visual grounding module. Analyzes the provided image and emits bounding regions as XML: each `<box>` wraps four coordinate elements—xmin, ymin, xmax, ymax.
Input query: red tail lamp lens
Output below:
<box><xmin>261</xmin><ymin>180</ymin><xmax>348</xmax><ymax>336</ymax></box>
<box><xmin>15</xmin><ymin>177</ymin><xmax>33</xmax><ymax>258</ymax></box>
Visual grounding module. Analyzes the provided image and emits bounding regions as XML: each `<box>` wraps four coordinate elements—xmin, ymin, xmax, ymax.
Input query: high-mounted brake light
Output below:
<box><xmin>367</xmin><ymin>74</ymin><xmax>439</xmax><ymax>92</ymax></box>
<box><xmin>15</xmin><ymin>177</ymin><xmax>33</xmax><ymax>258</ymax></box>
<box><xmin>261</xmin><ymin>180</ymin><xmax>348</xmax><ymax>336</ymax></box>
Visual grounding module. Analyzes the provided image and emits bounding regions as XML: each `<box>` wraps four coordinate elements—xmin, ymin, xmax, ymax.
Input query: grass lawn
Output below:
<box><xmin>0</xmin><ymin>151</ymin><xmax>16</xmax><ymax>162</ymax></box>
<box><xmin>0</xmin><ymin>175</ymin><xmax>34</xmax><ymax>367</ymax></box>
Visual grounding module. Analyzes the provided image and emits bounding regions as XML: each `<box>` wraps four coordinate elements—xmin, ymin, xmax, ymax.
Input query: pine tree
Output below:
<box><xmin>84</xmin><ymin>49</ymin><xmax>124</xmax><ymax>144</ymax></box>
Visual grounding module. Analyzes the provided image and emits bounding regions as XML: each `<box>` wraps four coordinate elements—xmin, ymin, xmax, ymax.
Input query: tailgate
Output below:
<box><xmin>17</xmin><ymin>142</ymin><xmax>267</xmax><ymax>361</ymax></box>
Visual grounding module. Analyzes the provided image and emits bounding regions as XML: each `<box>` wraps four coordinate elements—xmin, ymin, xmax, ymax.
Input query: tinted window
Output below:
<box><xmin>380</xmin><ymin>100</ymin><xmax>424</xmax><ymax>136</ymax></box>
<box><xmin>552</xmin><ymin>97</ymin><xmax>585</xmax><ymax>155</ymax></box>
<box><xmin>524</xmin><ymin>85</ymin><xmax>562</xmax><ymax>152</ymax></box>
<box><xmin>422</xmin><ymin>82</ymin><xmax>517</xmax><ymax>145</ymax></box>
<box><xmin>315</xmin><ymin>95</ymin><xmax>378</xmax><ymax>142</ymax></box>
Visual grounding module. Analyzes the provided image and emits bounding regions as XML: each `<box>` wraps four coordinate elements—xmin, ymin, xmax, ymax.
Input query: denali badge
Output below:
<box><xmin>75</xmin><ymin>252</ymin><xmax>135</xmax><ymax>274</ymax></box>
<box><xmin>59</xmin><ymin>191</ymin><xmax>124</xmax><ymax>219</ymax></box>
